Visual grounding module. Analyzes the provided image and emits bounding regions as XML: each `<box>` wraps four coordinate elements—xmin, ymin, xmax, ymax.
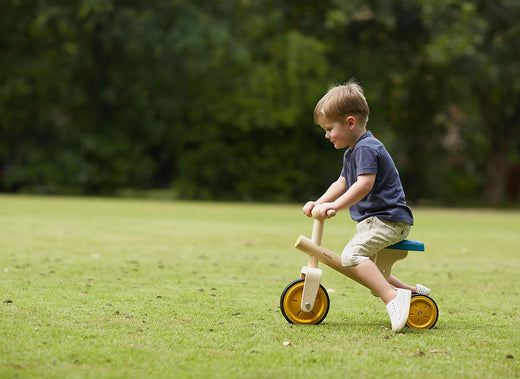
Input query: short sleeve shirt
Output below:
<box><xmin>340</xmin><ymin>131</ymin><xmax>414</xmax><ymax>224</ymax></box>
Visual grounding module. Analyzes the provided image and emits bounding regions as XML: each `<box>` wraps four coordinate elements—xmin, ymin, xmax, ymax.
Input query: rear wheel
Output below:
<box><xmin>406</xmin><ymin>294</ymin><xmax>439</xmax><ymax>329</ymax></box>
<box><xmin>280</xmin><ymin>279</ymin><xmax>330</xmax><ymax>325</ymax></box>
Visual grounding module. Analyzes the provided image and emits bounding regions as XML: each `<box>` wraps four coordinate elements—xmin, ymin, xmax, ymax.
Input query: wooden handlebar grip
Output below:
<box><xmin>311</xmin><ymin>205</ymin><xmax>337</xmax><ymax>220</ymax></box>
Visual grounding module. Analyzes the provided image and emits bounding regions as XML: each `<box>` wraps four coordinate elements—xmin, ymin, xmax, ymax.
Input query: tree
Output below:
<box><xmin>1</xmin><ymin>0</ymin><xmax>518</xmax><ymax>204</ymax></box>
<box><xmin>417</xmin><ymin>0</ymin><xmax>520</xmax><ymax>204</ymax></box>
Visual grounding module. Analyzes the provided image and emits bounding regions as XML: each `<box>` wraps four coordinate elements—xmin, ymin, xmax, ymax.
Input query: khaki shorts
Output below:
<box><xmin>341</xmin><ymin>216</ymin><xmax>411</xmax><ymax>266</ymax></box>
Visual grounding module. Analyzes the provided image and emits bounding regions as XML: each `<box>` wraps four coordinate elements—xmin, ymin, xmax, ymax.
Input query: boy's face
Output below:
<box><xmin>320</xmin><ymin>117</ymin><xmax>357</xmax><ymax>149</ymax></box>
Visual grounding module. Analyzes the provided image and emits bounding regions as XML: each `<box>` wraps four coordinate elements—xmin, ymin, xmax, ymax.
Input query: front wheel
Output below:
<box><xmin>406</xmin><ymin>294</ymin><xmax>439</xmax><ymax>329</ymax></box>
<box><xmin>280</xmin><ymin>279</ymin><xmax>330</xmax><ymax>325</ymax></box>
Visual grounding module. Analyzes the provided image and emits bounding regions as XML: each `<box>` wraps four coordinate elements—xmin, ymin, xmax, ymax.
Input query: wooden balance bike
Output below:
<box><xmin>280</xmin><ymin>205</ymin><xmax>439</xmax><ymax>328</ymax></box>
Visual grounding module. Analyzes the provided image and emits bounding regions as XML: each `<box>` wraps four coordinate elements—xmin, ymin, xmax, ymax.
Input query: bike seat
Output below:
<box><xmin>386</xmin><ymin>239</ymin><xmax>424</xmax><ymax>252</ymax></box>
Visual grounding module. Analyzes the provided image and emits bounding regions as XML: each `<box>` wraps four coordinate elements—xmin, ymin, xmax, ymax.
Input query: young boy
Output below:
<box><xmin>303</xmin><ymin>80</ymin><xmax>429</xmax><ymax>332</ymax></box>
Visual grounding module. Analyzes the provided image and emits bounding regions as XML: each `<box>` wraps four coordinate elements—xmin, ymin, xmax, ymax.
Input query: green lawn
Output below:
<box><xmin>1</xmin><ymin>195</ymin><xmax>519</xmax><ymax>378</ymax></box>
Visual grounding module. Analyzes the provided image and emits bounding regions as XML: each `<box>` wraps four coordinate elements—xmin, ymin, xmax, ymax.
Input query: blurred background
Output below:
<box><xmin>1</xmin><ymin>0</ymin><xmax>519</xmax><ymax>206</ymax></box>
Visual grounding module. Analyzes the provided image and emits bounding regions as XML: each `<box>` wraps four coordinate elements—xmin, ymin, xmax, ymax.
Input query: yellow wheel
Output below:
<box><xmin>406</xmin><ymin>294</ymin><xmax>439</xmax><ymax>329</ymax></box>
<box><xmin>280</xmin><ymin>279</ymin><xmax>330</xmax><ymax>325</ymax></box>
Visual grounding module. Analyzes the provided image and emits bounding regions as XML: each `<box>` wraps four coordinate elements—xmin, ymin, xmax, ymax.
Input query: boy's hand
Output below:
<box><xmin>315</xmin><ymin>202</ymin><xmax>337</xmax><ymax>219</ymax></box>
<box><xmin>302</xmin><ymin>201</ymin><xmax>316</xmax><ymax>217</ymax></box>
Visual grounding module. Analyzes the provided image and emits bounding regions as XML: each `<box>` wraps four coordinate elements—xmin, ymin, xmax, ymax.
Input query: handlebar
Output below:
<box><xmin>311</xmin><ymin>205</ymin><xmax>337</xmax><ymax>220</ymax></box>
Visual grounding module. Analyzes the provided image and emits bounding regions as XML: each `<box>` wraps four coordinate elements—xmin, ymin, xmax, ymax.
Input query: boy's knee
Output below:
<box><xmin>341</xmin><ymin>252</ymin><xmax>369</xmax><ymax>267</ymax></box>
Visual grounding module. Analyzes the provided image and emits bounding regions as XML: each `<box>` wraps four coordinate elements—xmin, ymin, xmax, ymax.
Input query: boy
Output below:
<box><xmin>303</xmin><ymin>80</ymin><xmax>429</xmax><ymax>332</ymax></box>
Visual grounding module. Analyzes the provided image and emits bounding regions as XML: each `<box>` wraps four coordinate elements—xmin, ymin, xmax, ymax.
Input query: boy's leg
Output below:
<box><xmin>341</xmin><ymin>218</ymin><xmax>410</xmax><ymax>301</ymax></box>
<box><xmin>345</xmin><ymin>260</ymin><xmax>411</xmax><ymax>333</ymax></box>
<box><xmin>389</xmin><ymin>275</ymin><xmax>415</xmax><ymax>292</ymax></box>
<box><xmin>349</xmin><ymin>260</ymin><xmax>397</xmax><ymax>304</ymax></box>
<box><xmin>341</xmin><ymin>217</ymin><xmax>412</xmax><ymax>332</ymax></box>
<box><xmin>389</xmin><ymin>275</ymin><xmax>431</xmax><ymax>295</ymax></box>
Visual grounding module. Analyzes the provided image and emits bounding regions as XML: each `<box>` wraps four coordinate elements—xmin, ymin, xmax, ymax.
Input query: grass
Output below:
<box><xmin>0</xmin><ymin>195</ymin><xmax>519</xmax><ymax>378</ymax></box>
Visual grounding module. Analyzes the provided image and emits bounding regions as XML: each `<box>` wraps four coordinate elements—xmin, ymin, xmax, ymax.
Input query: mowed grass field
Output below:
<box><xmin>1</xmin><ymin>195</ymin><xmax>519</xmax><ymax>378</ymax></box>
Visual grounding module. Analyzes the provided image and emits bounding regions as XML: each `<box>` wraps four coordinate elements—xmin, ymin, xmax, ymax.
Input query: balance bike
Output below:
<box><xmin>280</xmin><ymin>206</ymin><xmax>439</xmax><ymax>328</ymax></box>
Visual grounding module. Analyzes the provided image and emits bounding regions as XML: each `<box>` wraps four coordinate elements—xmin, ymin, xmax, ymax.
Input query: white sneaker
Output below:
<box><xmin>386</xmin><ymin>289</ymin><xmax>411</xmax><ymax>333</ymax></box>
<box><xmin>416</xmin><ymin>284</ymin><xmax>431</xmax><ymax>296</ymax></box>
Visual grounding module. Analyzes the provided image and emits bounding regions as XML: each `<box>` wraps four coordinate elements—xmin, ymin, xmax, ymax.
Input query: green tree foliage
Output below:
<box><xmin>1</xmin><ymin>0</ymin><xmax>519</xmax><ymax>204</ymax></box>
<box><xmin>416</xmin><ymin>0</ymin><xmax>520</xmax><ymax>204</ymax></box>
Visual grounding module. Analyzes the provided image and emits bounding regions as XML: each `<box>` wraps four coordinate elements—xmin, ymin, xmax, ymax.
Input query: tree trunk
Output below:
<box><xmin>483</xmin><ymin>147</ymin><xmax>508</xmax><ymax>205</ymax></box>
<box><xmin>479</xmin><ymin>90</ymin><xmax>510</xmax><ymax>205</ymax></box>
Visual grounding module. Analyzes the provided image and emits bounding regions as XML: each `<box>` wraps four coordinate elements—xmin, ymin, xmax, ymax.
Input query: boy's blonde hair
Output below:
<box><xmin>314</xmin><ymin>79</ymin><xmax>370</xmax><ymax>126</ymax></box>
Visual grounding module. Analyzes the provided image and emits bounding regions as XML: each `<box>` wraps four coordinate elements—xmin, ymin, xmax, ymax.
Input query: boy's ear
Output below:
<box><xmin>345</xmin><ymin>115</ymin><xmax>356</xmax><ymax>129</ymax></box>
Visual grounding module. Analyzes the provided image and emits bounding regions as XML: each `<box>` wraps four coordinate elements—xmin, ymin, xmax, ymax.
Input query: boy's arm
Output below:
<box><xmin>302</xmin><ymin>177</ymin><xmax>347</xmax><ymax>217</ymax></box>
<box><xmin>317</xmin><ymin>176</ymin><xmax>347</xmax><ymax>203</ymax></box>
<box><xmin>315</xmin><ymin>174</ymin><xmax>376</xmax><ymax>218</ymax></box>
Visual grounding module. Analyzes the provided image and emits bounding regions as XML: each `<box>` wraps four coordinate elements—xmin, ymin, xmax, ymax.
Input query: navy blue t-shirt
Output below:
<box><xmin>340</xmin><ymin>131</ymin><xmax>413</xmax><ymax>224</ymax></box>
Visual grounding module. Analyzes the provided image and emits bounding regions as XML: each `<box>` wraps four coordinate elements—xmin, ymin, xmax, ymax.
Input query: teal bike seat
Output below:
<box><xmin>386</xmin><ymin>239</ymin><xmax>424</xmax><ymax>251</ymax></box>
